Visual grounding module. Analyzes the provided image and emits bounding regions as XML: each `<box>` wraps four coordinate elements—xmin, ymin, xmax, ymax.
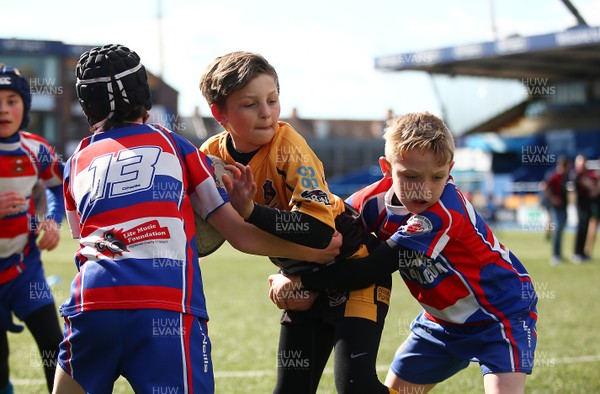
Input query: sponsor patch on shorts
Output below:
<box><xmin>377</xmin><ymin>286</ymin><xmax>391</xmax><ymax>305</ymax></box>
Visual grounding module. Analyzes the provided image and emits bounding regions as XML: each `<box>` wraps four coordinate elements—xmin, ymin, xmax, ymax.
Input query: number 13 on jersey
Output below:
<box><xmin>88</xmin><ymin>147</ymin><xmax>161</xmax><ymax>201</ymax></box>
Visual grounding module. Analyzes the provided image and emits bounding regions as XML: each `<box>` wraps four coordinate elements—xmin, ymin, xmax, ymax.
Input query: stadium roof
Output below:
<box><xmin>374</xmin><ymin>25</ymin><xmax>600</xmax><ymax>80</ymax></box>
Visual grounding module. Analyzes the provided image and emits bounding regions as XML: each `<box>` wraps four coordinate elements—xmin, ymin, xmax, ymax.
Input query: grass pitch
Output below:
<box><xmin>9</xmin><ymin>225</ymin><xmax>600</xmax><ymax>393</ymax></box>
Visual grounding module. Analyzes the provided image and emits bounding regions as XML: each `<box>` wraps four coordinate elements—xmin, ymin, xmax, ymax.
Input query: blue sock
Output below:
<box><xmin>0</xmin><ymin>381</ymin><xmax>13</xmax><ymax>394</ymax></box>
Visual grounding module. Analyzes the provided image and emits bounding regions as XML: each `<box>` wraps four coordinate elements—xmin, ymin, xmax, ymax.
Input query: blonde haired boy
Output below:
<box><xmin>271</xmin><ymin>112</ymin><xmax>538</xmax><ymax>394</ymax></box>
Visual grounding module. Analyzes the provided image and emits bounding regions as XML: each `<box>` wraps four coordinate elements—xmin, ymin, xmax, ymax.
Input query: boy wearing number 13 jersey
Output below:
<box><xmin>54</xmin><ymin>45</ymin><xmax>340</xmax><ymax>394</ymax></box>
<box><xmin>200</xmin><ymin>51</ymin><xmax>396</xmax><ymax>394</ymax></box>
<box><xmin>63</xmin><ymin>124</ymin><xmax>216</xmax><ymax>316</ymax></box>
<box><xmin>57</xmin><ymin>45</ymin><xmax>224</xmax><ymax>394</ymax></box>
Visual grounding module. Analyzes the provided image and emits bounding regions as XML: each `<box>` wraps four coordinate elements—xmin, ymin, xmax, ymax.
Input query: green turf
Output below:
<box><xmin>9</xmin><ymin>225</ymin><xmax>600</xmax><ymax>393</ymax></box>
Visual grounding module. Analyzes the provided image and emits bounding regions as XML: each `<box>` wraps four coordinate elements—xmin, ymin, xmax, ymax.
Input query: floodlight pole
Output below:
<box><xmin>488</xmin><ymin>0</ymin><xmax>498</xmax><ymax>41</ymax></box>
<box><xmin>428</xmin><ymin>73</ymin><xmax>449</xmax><ymax>129</ymax></box>
<box><xmin>560</xmin><ymin>0</ymin><xmax>588</xmax><ymax>27</ymax></box>
<box><xmin>157</xmin><ymin>0</ymin><xmax>165</xmax><ymax>77</ymax></box>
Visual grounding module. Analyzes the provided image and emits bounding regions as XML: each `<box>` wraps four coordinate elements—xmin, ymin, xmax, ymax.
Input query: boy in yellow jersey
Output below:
<box><xmin>200</xmin><ymin>51</ymin><xmax>396</xmax><ymax>394</ymax></box>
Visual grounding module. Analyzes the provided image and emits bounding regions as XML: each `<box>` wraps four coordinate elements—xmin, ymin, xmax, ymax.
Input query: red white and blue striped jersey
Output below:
<box><xmin>0</xmin><ymin>131</ymin><xmax>63</xmax><ymax>267</ymax></box>
<box><xmin>61</xmin><ymin>123</ymin><xmax>228</xmax><ymax>319</ymax></box>
<box><xmin>347</xmin><ymin>176</ymin><xmax>537</xmax><ymax>325</ymax></box>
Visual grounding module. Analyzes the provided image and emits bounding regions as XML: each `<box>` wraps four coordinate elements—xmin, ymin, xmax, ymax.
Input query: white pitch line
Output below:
<box><xmin>213</xmin><ymin>354</ymin><xmax>600</xmax><ymax>378</ymax></box>
<box><xmin>553</xmin><ymin>354</ymin><xmax>600</xmax><ymax>363</ymax></box>
<box><xmin>11</xmin><ymin>354</ymin><xmax>600</xmax><ymax>385</ymax></box>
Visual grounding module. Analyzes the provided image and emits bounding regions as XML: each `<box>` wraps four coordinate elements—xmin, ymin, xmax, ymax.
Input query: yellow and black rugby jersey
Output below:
<box><xmin>200</xmin><ymin>122</ymin><xmax>344</xmax><ymax>229</ymax></box>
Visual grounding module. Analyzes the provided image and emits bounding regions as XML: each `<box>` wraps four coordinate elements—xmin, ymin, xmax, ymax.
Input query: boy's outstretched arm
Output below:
<box><xmin>303</xmin><ymin>239</ymin><xmax>401</xmax><ymax>289</ymax></box>
<box><xmin>214</xmin><ymin>160</ymin><xmax>340</xmax><ymax>262</ymax></box>
<box><xmin>207</xmin><ymin>204</ymin><xmax>341</xmax><ymax>263</ymax></box>
<box><xmin>223</xmin><ymin>163</ymin><xmax>335</xmax><ymax>249</ymax></box>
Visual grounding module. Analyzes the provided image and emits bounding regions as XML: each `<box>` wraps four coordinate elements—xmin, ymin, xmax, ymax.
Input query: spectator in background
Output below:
<box><xmin>538</xmin><ymin>179</ymin><xmax>553</xmax><ymax>241</ymax></box>
<box><xmin>543</xmin><ymin>156</ymin><xmax>571</xmax><ymax>265</ymax></box>
<box><xmin>572</xmin><ymin>155</ymin><xmax>597</xmax><ymax>263</ymax></box>
<box><xmin>585</xmin><ymin>159</ymin><xmax>600</xmax><ymax>260</ymax></box>
<box><xmin>479</xmin><ymin>194</ymin><xmax>499</xmax><ymax>232</ymax></box>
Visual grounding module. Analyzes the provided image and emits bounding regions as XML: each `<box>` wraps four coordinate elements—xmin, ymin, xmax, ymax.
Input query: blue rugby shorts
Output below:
<box><xmin>389</xmin><ymin>311</ymin><xmax>537</xmax><ymax>384</ymax></box>
<box><xmin>0</xmin><ymin>247</ymin><xmax>55</xmax><ymax>332</ymax></box>
<box><xmin>57</xmin><ymin>309</ymin><xmax>214</xmax><ymax>393</ymax></box>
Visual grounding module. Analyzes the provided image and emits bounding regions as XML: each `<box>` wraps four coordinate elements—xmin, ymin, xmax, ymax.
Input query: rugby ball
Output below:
<box><xmin>195</xmin><ymin>155</ymin><xmax>231</xmax><ymax>257</ymax></box>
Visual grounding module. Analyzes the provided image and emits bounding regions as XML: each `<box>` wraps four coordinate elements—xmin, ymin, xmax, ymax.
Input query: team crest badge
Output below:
<box><xmin>300</xmin><ymin>189</ymin><xmax>331</xmax><ymax>205</ymax></box>
<box><xmin>401</xmin><ymin>215</ymin><xmax>433</xmax><ymax>235</ymax></box>
<box><xmin>11</xmin><ymin>157</ymin><xmax>26</xmax><ymax>175</ymax></box>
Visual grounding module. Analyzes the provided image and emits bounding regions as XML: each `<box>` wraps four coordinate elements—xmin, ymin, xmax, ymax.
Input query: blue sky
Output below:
<box><xmin>2</xmin><ymin>0</ymin><xmax>599</xmax><ymax>132</ymax></box>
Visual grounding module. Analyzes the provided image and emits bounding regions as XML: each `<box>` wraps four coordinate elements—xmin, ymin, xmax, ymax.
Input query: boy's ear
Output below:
<box><xmin>379</xmin><ymin>156</ymin><xmax>392</xmax><ymax>178</ymax></box>
<box><xmin>210</xmin><ymin>104</ymin><xmax>225</xmax><ymax>125</ymax></box>
<box><xmin>449</xmin><ymin>161</ymin><xmax>455</xmax><ymax>173</ymax></box>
